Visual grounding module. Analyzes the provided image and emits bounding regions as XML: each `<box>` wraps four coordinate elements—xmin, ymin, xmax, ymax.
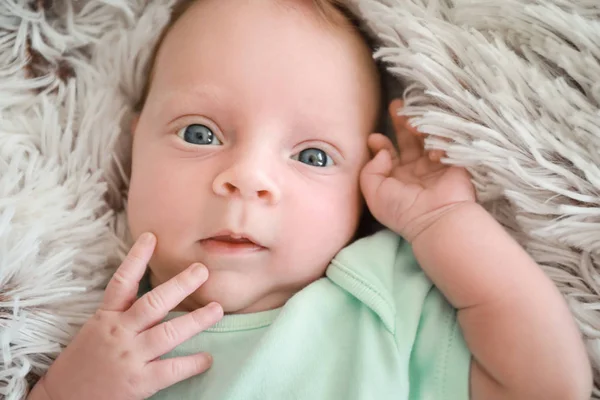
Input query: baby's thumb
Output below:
<box><xmin>360</xmin><ymin>149</ymin><xmax>393</xmax><ymax>206</ymax></box>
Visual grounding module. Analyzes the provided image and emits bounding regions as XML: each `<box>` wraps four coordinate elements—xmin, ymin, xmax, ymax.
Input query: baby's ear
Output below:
<box><xmin>130</xmin><ymin>114</ymin><xmax>140</xmax><ymax>136</ymax></box>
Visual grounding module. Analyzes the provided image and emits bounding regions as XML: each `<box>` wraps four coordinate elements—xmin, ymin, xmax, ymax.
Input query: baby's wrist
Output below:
<box><xmin>402</xmin><ymin>201</ymin><xmax>480</xmax><ymax>244</ymax></box>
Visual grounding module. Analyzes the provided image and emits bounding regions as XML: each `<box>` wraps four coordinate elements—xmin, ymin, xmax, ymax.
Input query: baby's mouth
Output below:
<box><xmin>200</xmin><ymin>234</ymin><xmax>266</xmax><ymax>254</ymax></box>
<box><xmin>211</xmin><ymin>235</ymin><xmax>257</xmax><ymax>245</ymax></box>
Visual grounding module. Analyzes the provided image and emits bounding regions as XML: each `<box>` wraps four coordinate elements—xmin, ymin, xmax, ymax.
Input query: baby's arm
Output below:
<box><xmin>411</xmin><ymin>203</ymin><xmax>592</xmax><ymax>399</ymax></box>
<box><xmin>361</xmin><ymin>99</ymin><xmax>592</xmax><ymax>400</ymax></box>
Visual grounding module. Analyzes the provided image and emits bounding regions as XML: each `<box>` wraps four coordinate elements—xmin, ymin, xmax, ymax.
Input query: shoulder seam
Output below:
<box><xmin>329</xmin><ymin>258</ymin><xmax>396</xmax><ymax>334</ymax></box>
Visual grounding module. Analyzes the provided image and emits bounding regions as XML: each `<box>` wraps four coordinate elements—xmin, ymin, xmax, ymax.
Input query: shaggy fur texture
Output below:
<box><xmin>0</xmin><ymin>0</ymin><xmax>598</xmax><ymax>398</ymax></box>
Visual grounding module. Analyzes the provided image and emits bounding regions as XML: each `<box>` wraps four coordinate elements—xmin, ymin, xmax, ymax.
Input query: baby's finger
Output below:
<box><xmin>368</xmin><ymin>133</ymin><xmax>398</xmax><ymax>163</ymax></box>
<box><xmin>398</xmin><ymin>131</ymin><xmax>424</xmax><ymax>165</ymax></box>
<box><xmin>145</xmin><ymin>352</ymin><xmax>213</xmax><ymax>394</ymax></box>
<box><xmin>360</xmin><ymin>149</ymin><xmax>393</xmax><ymax>206</ymax></box>
<box><xmin>102</xmin><ymin>233</ymin><xmax>156</xmax><ymax>312</ymax></box>
<box><xmin>139</xmin><ymin>302</ymin><xmax>223</xmax><ymax>361</ymax></box>
<box><xmin>402</xmin><ymin>119</ymin><xmax>422</xmax><ymax>137</ymax></box>
<box><xmin>424</xmin><ymin>132</ymin><xmax>452</xmax><ymax>163</ymax></box>
<box><xmin>428</xmin><ymin>149</ymin><xmax>445</xmax><ymax>163</ymax></box>
<box><xmin>388</xmin><ymin>100</ymin><xmax>424</xmax><ymax>164</ymax></box>
<box><xmin>125</xmin><ymin>263</ymin><xmax>209</xmax><ymax>332</ymax></box>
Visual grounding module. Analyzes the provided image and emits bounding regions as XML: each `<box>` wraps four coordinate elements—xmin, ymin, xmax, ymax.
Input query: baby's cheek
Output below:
<box><xmin>299</xmin><ymin>186</ymin><xmax>360</xmax><ymax>243</ymax></box>
<box><xmin>126</xmin><ymin>183</ymin><xmax>152</xmax><ymax>241</ymax></box>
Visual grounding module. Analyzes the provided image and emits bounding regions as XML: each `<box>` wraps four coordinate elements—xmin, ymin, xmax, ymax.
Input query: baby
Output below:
<box><xmin>28</xmin><ymin>0</ymin><xmax>592</xmax><ymax>399</ymax></box>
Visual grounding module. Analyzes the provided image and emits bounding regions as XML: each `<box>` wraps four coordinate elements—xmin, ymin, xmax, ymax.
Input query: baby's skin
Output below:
<box><xmin>28</xmin><ymin>0</ymin><xmax>592</xmax><ymax>399</ymax></box>
<box><xmin>28</xmin><ymin>103</ymin><xmax>592</xmax><ymax>400</ymax></box>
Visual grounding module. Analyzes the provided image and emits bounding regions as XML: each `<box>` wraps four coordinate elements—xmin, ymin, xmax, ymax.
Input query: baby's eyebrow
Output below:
<box><xmin>292</xmin><ymin>109</ymin><xmax>348</xmax><ymax>138</ymax></box>
<box><xmin>156</xmin><ymin>85</ymin><xmax>229</xmax><ymax>121</ymax></box>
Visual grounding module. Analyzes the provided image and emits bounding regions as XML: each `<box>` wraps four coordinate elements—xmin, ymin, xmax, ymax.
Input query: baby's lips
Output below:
<box><xmin>201</xmin><ymin>231</ymin><xmax>268</xmax><ymax>249</ymax></box>
<box><xmin>210</xmin><ymin>235</ymin><xmax>255</xmax><ymax>244</ymax></box>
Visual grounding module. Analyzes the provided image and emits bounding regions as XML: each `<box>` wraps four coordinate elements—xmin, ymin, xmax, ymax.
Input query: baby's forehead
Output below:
<box><xmin>141</xmin><ymin>0</ymin><xmax>382</xmax><ymax>133</ymax></box>
<box><xmin>152</xmin><ymin>0</ymin><xmax>374</xmax><ymax>79</ymax></box>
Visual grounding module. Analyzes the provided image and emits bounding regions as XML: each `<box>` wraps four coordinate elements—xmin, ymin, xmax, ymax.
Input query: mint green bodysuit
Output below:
<box><xmin>149</xmin><ymin>230</ymin><xmax>471</xmax><ymax>399</ymax></box>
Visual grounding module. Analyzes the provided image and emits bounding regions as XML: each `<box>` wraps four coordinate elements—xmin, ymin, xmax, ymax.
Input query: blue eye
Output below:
<box><xmin>293</xmin><ymin>148</ymin><xmax>334</xmax><ymax>167</ymax></box>
<box><xmin>177</xmin><ymin>124</ymin><xmax>222</xmax><ymax>145</ymax></box>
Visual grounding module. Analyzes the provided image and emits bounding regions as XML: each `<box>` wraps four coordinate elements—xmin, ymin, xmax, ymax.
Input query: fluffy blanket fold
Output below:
<box><xmin>1</xmin><ymin>0</ymin><xmax>599</xmax><ymax>398</ymax></box>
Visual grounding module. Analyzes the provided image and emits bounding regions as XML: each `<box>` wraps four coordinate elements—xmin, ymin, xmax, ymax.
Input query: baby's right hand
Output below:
<box><xmin>32</xmin><ymin>233</ymin><xmax>223</xmax><ymax>400</ymax></box>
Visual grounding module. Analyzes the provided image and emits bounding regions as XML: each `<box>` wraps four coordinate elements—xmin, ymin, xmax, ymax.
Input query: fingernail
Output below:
<box><xmin>209</xmin><ymin>302</ymin><xmax>223</xmax><ymax>317</ymax></box>
<box><xmin>140</xmin><ymin>233</ymin><xmax>154</xmax><ymax>244</ymax></box>
<box><xmin>191</xmin><ymin>263</ymin><xmax>207</xmax><ymax>277</ymax></box>
<box><xmin>376</xmin><ymin>149</ymin><xmax>388</xmax><ymax>161</ymax></box>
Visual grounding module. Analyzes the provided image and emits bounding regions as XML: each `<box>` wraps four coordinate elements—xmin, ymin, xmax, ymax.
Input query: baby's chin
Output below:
<box><xmin>172</xmin><ymin>275</ymin><xmax>292</xmax><ymax>315</ymax></box>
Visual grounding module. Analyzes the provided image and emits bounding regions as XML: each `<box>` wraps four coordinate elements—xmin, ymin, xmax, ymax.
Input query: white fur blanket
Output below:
<box><xmin>1</xmin><ymin>0</ymin><xmax>599</xmax><ymax>399</ymax></box>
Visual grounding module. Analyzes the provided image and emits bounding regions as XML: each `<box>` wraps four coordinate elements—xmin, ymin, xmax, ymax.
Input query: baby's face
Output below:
<box><xmin>128</xmin><ymin>0</ymin><xmax>380</xmax><ymax>313</ymax></box>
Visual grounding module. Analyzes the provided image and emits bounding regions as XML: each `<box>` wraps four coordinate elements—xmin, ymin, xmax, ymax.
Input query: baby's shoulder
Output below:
<box><xmin>327</xmin><ymin>230</ymin><xmax>432</xmax><ymax>331</ymax></box>
<box><xmin>331</xmin><ymin>229</ymin><xmax>418</xmax><ymax>278</ymax></box>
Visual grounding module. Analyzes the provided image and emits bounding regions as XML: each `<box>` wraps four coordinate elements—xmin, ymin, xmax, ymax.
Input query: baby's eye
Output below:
<box><xmin>292</xmin><ymin>148</ymin><xmax>334</xmax><ymax>167</ymax></box>
<box><xmin>177</xmin><ymin>124</ymin><xmax>222</xmax><ymax>146</ymax></box>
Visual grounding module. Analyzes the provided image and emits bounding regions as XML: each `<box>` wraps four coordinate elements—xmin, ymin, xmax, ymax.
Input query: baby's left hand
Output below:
<box><xmin>360</xmin><ymin>99</ymin><xmax>476</xmax><ymax>242</ymax></box>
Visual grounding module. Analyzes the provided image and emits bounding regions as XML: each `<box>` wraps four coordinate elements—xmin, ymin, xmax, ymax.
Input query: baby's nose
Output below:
<box><xmin>212</xmin><ymin>163</ymin><xmax>281</xmax><ymax>204</ymax></box>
